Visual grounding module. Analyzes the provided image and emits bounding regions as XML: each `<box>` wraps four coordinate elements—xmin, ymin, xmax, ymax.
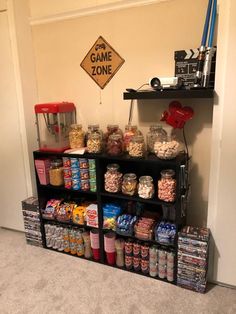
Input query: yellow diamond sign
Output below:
<box><xmin>80</xmin><ymin>36</ymin><xmax>125</xmax><ymax>89</ymax></box>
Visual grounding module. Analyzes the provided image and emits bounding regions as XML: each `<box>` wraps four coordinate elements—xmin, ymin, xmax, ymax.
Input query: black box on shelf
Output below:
<box><xmin>174</xmin><ymin>48</ymin><xmax>216</xmax><ymax>88</ymax></box>
<box><xmin>21</xmin><ymin>197</ymin><xmax>43</xmax><ymax>247</ymax></box>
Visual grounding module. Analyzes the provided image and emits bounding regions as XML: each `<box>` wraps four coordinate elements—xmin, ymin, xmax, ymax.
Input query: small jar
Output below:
<box><xmin>158</xmin><ymin>169</ymin><xmax>176</xmax><ymax>202</ymax></box>
<box><xmin>104</xmin><ymin>163</ymin><xmax>122</xmax><ymax>193</ymax></box>
<box><xmin>146</xmin><ymin>125</ymin><xmax>167</xmax><ymax>154</ymax></box>
<box><xmin>138</xmin><ymin>176</ymin><xmax>154</xmax><ymax>199</ymax></box>
<box><xmin>122</xmin><ymin>173</ymin><xmax>137</xmax><ymax>196</ymax></box>
<box><xmin>49</xmin><ymin>159</ymin><xmax>64</xmax><ymax>186</ymax></box>
<box><xmin>128</xmin><ymin>135</ymin><xmax>145</xmax><ymax>158</ymax></box>
<box><xmin>69</xmin><ymin>124</ymin><xmax>85</xmax><ymax>149</ymax></box>
<box><xmin>123</xmin><ymin>125</ymin><xmax>138</xmax><ymax>152</ymax></box>
<box><xmin>87</xmin><ymin>133</ymin><xmax>102</xmax><ymax>154</ymax></box>
<box><xmin>154</xmin><ymin>135</ymin><xmax>183</xmax><ymax>160</ymax></box>
<box><xmin>106</xmin><ymin>134</ymin><xmax>123</xmax><ymax>156</ymax></box>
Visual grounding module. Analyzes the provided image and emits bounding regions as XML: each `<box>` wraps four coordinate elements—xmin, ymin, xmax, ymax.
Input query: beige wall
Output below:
<box><xmin>31</xmin><ymin>0</ymin><xmax>212</xmax><ymax>228</ymax></box>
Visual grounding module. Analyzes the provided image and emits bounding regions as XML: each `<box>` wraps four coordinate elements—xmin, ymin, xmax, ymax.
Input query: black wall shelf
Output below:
<box><xmin>123</xmin><ymin>88</ymin><xmax>214</xmax><ymax>100</ymax></box>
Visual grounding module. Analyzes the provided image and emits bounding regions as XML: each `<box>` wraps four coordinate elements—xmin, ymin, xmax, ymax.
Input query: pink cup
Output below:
<box><xmin>104</xmin><ymin>232</ymin><xmax>116</xmax><ymax>253</ymax></box>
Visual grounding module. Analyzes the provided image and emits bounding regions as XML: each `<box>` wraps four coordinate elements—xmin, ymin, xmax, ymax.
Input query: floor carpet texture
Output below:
<box><xmin>0</xmin><ymin>228</ymin><xmax>235</xmax><ymax>314</ymax></box>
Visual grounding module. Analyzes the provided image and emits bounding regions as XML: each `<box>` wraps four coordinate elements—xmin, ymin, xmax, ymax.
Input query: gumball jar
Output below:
<box><xmin>158</xmin><ymin>169</ymin><xmax>176</xmax><ymax>202</ymax></box>
<box><xmin>104</xmin><ymin>164</ymin><xmax>122</xmax><ymax>193</ymax></box>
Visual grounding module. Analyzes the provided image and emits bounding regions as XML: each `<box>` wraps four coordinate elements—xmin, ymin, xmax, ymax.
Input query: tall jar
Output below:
<box><xmin>158</xmin><ymin>169</ymin><xmax>176</xmax><ymax>202</ymax></box>
<box><xmin>146</xmin><ymin>125</ymin><xmax>167</xmax><ymax>154</ymax></box>
<box><xmin>123</xmin><ymin>125</ymin><xmax>138</xmax><ymax>152</ymax></box>
<box><xmin>104</xmin><ymin>164</ymin><xmax>122</xmax><ymax>193</ymax></box>
<box><xmin>128</xmin><ymin>135</ymin><xmax>145</xmax><ymax>158</ymax></box>
<box><xmin>122</xmin><ymin>173</ymin><xmax>137</xmax><ymax>196</ymax></box>
<box><xmin>87</xmin><ymin>133</ymin><xmax>102</xmax><ymax>154</ymax></box>
<box><xmin>69</xmin><ymin>124</ymin><xmax>85</xmax><ymax>148</ymax></box>
<box><xmin>106</xmin><ymin>134</ymin><xmax>123</xmax><ymax>156</ymax></box>
<box><xmin>138</xmin><ymin>176</ymin><xmax>154</xmax><ymax>199</ymax></box>
<box><xmin>49</xmin><ymin>159</ymin><xmax>64</xmax><ymax>186</ymax></box>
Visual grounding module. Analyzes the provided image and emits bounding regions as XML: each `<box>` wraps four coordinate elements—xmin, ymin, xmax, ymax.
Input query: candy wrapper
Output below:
<box><xmin>42</xmin><ymin>199</ymin><xmax>61</xmax><ymax>220</ymax></box>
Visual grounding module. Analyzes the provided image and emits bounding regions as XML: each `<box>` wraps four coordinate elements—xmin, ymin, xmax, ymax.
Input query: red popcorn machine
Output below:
<box><xmin>35</xmin><ymin>102</ymin><xmax>76</xmax><ymax>152</ymax></box>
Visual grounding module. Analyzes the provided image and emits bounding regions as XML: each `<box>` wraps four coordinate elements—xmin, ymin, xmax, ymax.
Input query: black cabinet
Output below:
<box><xmin>33</xmin><ymin>150</ymin><xmax>188</xmax><ymax>285</ymax></box>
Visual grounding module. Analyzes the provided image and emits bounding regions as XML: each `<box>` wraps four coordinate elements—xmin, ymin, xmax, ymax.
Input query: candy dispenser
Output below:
<box><xmin>35</xmin><ymin>102</ymin><xmax>76</xmax><ymax>152</ymax></box>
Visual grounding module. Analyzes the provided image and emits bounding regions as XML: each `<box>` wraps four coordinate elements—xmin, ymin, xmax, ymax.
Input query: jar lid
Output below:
<box><xmin>139</xmin><ymin>175</ymin><xmax>153</xmax><ymax>182</ymax></box>
<box><xmin>88</xmin><ymin>124</ymin><xmax>99</xmax><ymax>130</ymax></box>
<box><xmin>150</xmin><ymin>124</ymin><xmax>162</xmax><ymax>130</ymax></box>
<box><xmin>107</xmin><ymin>163</ymin><xmax>119</xmax><ymax>171</ymax></box>
<box><xmin>107</xmin><ymin>124</ymin><xmax>119</xmax><ymax>129</ymax></box>
<box><xmin>123</xmin><ymin>173</ymin><xmax>137</xmax><ymax>180</ymax></box>
<box><xmin>51</xmin><ymin>159</ymin><xmax>63</xmax><ymax>167</ymax></box>
<box><xmin>88</xmin><ymin>133</ymin><xmax>101</xmax><ymax>139</ymax></box>
<box><xmin>70</xmin><ymin>124</ymin><xmax>82</xmax><ymax>130</ymax></box>
<box><xmin>160</xmin><ymin>169</ymin><xmax>175</xmax><ymax>178</ymax></box>
<box><xmin>108</xmin><ymin>133</ymin><xmax>122</xmax><ymax>140</ymax></box>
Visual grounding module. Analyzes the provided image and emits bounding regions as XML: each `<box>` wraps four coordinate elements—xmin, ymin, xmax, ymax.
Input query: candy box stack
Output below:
<box><xmin>177</xmin><ymin>226</ymin><xmax>210</xmax><ymax>293</ymax></box>
<box><xmin>21</xmin><ymin>197</ymin><xmax>43</xmax><ymax>247</ymax></box>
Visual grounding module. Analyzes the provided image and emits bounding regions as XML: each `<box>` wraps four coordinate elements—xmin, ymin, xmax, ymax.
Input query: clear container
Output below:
<box><xmin>35</xmin><ymin>102</ymin><xmax>76</xmax><ymax>152</ymax></box>
<box><xmin>128</xmin><ymin>135</ymin><xmax>145</xmax><ymax>158</ymax></box>
<box><xmin>69</xmin><ymin>124</ymin><xmax>85</xmax><ymax>148</ymax></box>
<box><xmin>158</xmin><ymin>169</ymin><xmax>176</xmax><ymax>202</ymax></box>
<box><xmin>123</xmin><ymin>125</ymin><xmax>138</xmax><ymax>152</ymax></box>
<box><xmin>87</xmin><ymin>133</ymin><xmax>102</xmax><ymax>154</ymax></box>
<box><xmin>122</xmin><ymin>173</ymin><xmax>137</xmax><ymax>196</ymax></box>
<box><xmin>138</xmin><ymin>176</ymin><xmax>154</xmax><ymax>199</ymax></box>
<box><xmin>146</xmin><ymin>125</ymin><xmax>167</xmax><ymax>154</ymax></box>
<box><xmin>104</xmin><ymin>163</ymin><xmax>122</xmax><ymax>193</ymax></box>
<box><xmin>106</xmin><ymin>134</ymin><xmax>123</xmax><ymax>156</ymax></box>
<box><xmin>49</xmin><ymin>159</ymin><xmax>64</xmax><ymax>186</ymax></box>
<box><xmin>86</xmin><ymin>124</ymin><xmax>103</xmax><ymax>138</ymax></box>
<box><xmin>154</xmin><ymin>135</ymin><xmax>183</xmax><ymax>160</ymax></box>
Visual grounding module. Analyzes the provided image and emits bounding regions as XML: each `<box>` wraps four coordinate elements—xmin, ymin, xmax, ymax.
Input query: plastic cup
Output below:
<box><xmin>92</xmin><ymin>248</ymin><xmax>100</xmax><ymax>261</ymax></box>
<box><xmin>106</xmin><ymin>251</ymin><xmax>116</xmax><ymax>265</ymax></box>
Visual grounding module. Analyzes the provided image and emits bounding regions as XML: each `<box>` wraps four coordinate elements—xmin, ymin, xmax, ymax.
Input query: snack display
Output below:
<box><xmin>106</xmin><ymin>134</ymin><xmax>123</xmax><ymax>156</ymax></box>
<box><xmin>128</xmin><ymin>135</ymin><xmax>145</xmax><ymax>158</ymax></box>
<box><xmin>158</xmin><ymin>169</ymin><xmax>176</xmax><ymax>202</ymax></box>
<box><xmin>69</xmin><ymin>124</ymin><xmax>85</xmax><ymax>148</ymax></box>
<box><xmin>116</xmin><ymin>214</ymin><xmax>137</xmax><ymax>236</ymax></box>
<box><xmin>122</xmin><ymin>173</ymin><xmax>137</xmax><ymax>196</ymax></box>
<box><xmin>155</xmin><ymin>221</ymin><xmax>177</xmax><ymax>245</ymax></box>
<box><xmin>154</xmin><ymin>138</ymin><xmax>181</xmax><ymax>159</ymax></box>
<box><xmin>177</xmin><ymin>226</ymin><xmax>210</xmax><ymax>293</ymax></box>
<box><xmin>134</xmin><ymin>217</ymin><xmax>156</xmax><ymax>240</ymax></box>
<box><xmin>49</xmin><ymin>159</ymin><xmax>64</xmax><ymax>186</ymax></box>
<box><xmin>104</xmin><ymin>164</ymin><xmax>122</xmax><ymax>193</ymax></box>
<box><xmin>103</xmin><ymin>203</ymin><xmax>122</xmax><ymax>230</ymax></box>
<box><xmin>123</xmin><ymin>125</ymin><xmax>138</xmax><ymax>152</ymax></box>
<box><xmin>146</xmin><ymin>125</ymin><xmax>167</xmax><ymax>154</ymax></box>
<box><xmin>138</xmin><ymin>176</ymin><xmax>155</xmax><ymax>199</ymax></box>
<box><xmin>22</xmin><ymin>197</ymin><xmax>43</xmax><ymax>247</ymax></box>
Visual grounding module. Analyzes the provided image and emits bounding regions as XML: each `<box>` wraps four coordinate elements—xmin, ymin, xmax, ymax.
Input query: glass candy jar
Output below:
<box><xmin>104</xmin><ymin>164</ymin><xmax>122</xmax><ymax>193</ymax></box>
<box><xmin>128</xmin><ymin>135</ymin><xmax>145</xmax><ymax>158</ymax></box>
<box><xmin>87</xmin><ymin>133</ymin><xmax>102</xmax><ymax>154</ymax></box>
<box><xmin>138</xmin><ymin>176</ymin><xmax>154</xmax><ymax>199</ymax></box>
<box><xmin>106</xmin><ymin>134</ymin><xmax>123</xmax><ymax>156</ymax></box>
<box><xmin>49</xmin><ymin>159</ymin><xmax>64</xmax><ymax>186</ymax></box>
<box><xmin>158</xmin><ymin>169</ymin><xmax>176</xmax><ymax>202</ymax></box>
<box><xmin>123</xmin><ymin>125</ymin><xmax>138</xmax><ymax>152</ymax></box>
<box><xmin>146</xmin><ymin>125</ymin><xmax>167</xmax><ymax>154</ymax></box>
<box><xmin>154</xmin><ymin>135</ymin><xmax>184</xmax><ymax>160</ymax></box>
<box><xmin>69</xmin><ymin>124</ymin><xmax>85</xmax><ymax>149</ymax></box>
<box><xmin>122</xmin><ymin>173</ymin><xmax>137</xmax><ymax>196</ymax></box>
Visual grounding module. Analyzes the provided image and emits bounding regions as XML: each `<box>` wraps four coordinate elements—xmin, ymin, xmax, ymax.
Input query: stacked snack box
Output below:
<box><xmin>177</xmin><ymin>226</ymin><xmax>210</xmax><ymax>293</ymax></box>
<box><xmin>21</xmin><ymin>197</ymin><xmax>43</xmax><ymax>247</ymax></box>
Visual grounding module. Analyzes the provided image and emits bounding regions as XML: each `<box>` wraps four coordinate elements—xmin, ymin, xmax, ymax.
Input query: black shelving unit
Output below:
<box><xmin>33</xmin><ymin>150</ymin><xmax>188</xmax><ymax>285</ymax></box>
<box><xmin>123</xmin><ymin>88</ymin><xmax>214</xmax><ymax>100</ymax></box>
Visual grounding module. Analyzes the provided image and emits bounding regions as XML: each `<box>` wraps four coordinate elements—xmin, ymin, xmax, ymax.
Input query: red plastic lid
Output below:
<box><xmin>34</xmin><ymin>102</ymin><xmax>75</xmax><ymax>113</ymax></box>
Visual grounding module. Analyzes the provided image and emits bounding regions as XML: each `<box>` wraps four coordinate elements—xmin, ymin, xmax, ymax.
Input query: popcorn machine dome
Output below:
<box><xmin>35</xmin><ymin>102</ymin><xmax>76</xmax><ymax>152</ymax></box>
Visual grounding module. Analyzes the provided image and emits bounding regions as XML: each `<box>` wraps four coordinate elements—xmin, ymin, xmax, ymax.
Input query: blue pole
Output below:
<box><xmin>201</xmin><ymin>0</ymin><xmax>213</xmax><ymax>46</ymax></box>
<box><xmin>208</xmin><ymin>0</ymin><xmax>217</xmax><ymax>47</ymax></box>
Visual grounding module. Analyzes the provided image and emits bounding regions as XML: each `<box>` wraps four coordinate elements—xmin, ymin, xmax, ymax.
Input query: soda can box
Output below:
<box><xmin>179</xmin><ymin>226</ymin><xmax>210</xmax><ymax>242</ymax></box>
<box><xmin>174</xmin><ymin>48</ymin><xmax>216</xmax><ymax>88</ymax></box>
<box><xmin>178</xmin><ymin>252</ymin><xmax>207</xmax><ymax>269</ymax></box>
<box><xmin>178</xmin><ymin>236</ymin><xmax>208</xmax><ymax>249</ymax></box>
<box><xmin>178</xmin><ymin>244</ymin><xmax>207</xmax><ymax>258</ymax></box>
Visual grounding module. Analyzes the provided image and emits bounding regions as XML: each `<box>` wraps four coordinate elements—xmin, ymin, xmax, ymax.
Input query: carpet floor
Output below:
<box><xmin>0</xmin><ymin>228</ymin><xmax>235</xmax><ymax>314</ymax></box>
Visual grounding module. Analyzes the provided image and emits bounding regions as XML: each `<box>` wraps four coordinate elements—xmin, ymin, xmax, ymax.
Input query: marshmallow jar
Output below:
<box><xmin>158</xmin><ymin>169</ymin><xmax>176</xmax><ymax>202</ymax></box>
<box><xmin>104</xmin><ymin>163</ymin><xmax>122</xmax><ymax>193</ymax></box>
